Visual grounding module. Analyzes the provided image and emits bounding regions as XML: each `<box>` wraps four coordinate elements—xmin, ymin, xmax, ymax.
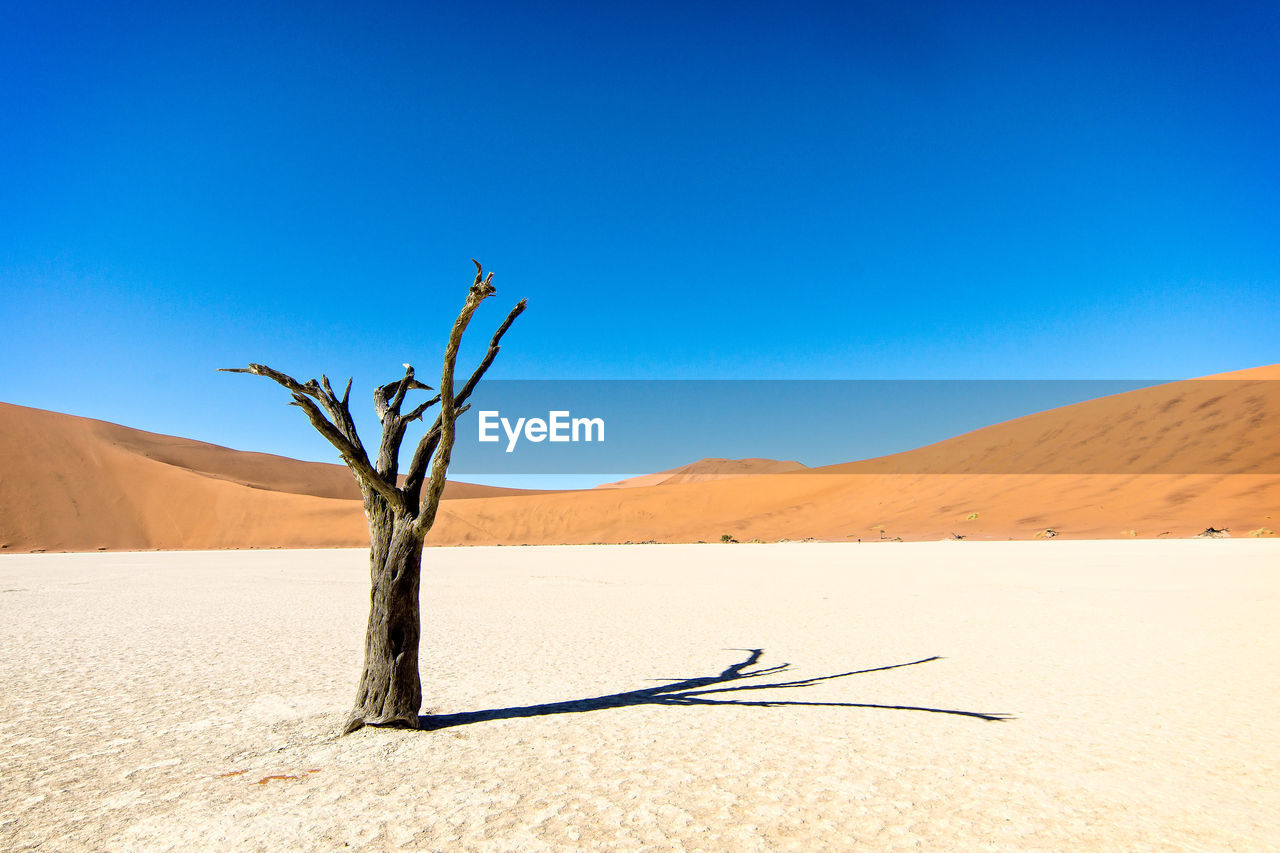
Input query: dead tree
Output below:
<box><xmin>221</xmin><ymin>261</ymin><xmax>525</xmax><ymax>734</ymax></box>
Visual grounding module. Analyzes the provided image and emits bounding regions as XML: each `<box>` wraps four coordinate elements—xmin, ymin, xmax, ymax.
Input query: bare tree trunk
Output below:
<box><xmin>221</xmin><ymin>260</ymin><xmax>525</xmax><ymax>736</ymax></box>
<box><xmin>345</xmin><ymin>506</ymin><xmax>423</xmax><ymax>732</ymax></box>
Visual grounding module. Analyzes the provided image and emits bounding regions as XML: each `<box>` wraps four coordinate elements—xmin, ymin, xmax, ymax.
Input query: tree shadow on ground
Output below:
<box><xmin>419</xmin><ymin>649</ymin><xmax>1010</xmax><ymax>730</ymax></box>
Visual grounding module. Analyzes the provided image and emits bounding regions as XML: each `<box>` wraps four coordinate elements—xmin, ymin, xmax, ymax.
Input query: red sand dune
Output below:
<box><xmin>427</xmin><ymin>367</ymin><xmax>1279</xmax><ymax>544</ymax></box>
<box><xmin>0</xmin><ymin>404</ymin><xmax>544</xmax><ymax>552</ymax></box>
<box><xmin>596</xmin><ymin>458</ymin><xmax>808</xmax><ymax>489</ymax></box>
<box><xmin>824</xmin><ymin>372</ymin><xmax>1279</xmax><ymax>476</ymax></box>
<box><xmin>1</xmin><ymin>367</ymin><xmax>1277</xmax><ymax>551</ymax></box>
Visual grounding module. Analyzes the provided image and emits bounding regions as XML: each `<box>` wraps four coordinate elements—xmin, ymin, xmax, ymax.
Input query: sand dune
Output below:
<box><xmin>596</xmin><ymin>457</ymin><xmax>808</xmax><ymax>488</ymax></box>
<box><xmin>429</xmin><ymin>367</ymin><xmax>1279</xmax><ymax>545</ymax></box>
<box><xmin>0</xmin><ymin>404</ymin><xmax>541</xmax><ymax>552</ymax></box>
<box><xmin>825</xmin><ymin>371</ymin><xmax>1280</xmax><ymax>476</ymax></box>
<box><xmin>3</xmin><ymin>543</ymin><xmax>1277</xmax><ymax>849</ymax></box>
<box><xmin>1</xmin><ymin>367</ymin><xmax>1276</xmax><ymax>550</ymax></box>
<box><xmin>83</xmin><ymin>412</ymin><xmax>546</xmax><ymax>501</ymax></box>
<box><xmin>432</xmin><ymin>472</ymin><xmax>1278</xmax><ymax>545</ymax></box>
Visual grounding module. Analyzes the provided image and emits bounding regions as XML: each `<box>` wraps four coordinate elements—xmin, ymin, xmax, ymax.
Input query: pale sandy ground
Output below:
<box><xmin>2</xmin><ymin>541</ymin><xmax>1277</xmax><ymax>851</ymax></box>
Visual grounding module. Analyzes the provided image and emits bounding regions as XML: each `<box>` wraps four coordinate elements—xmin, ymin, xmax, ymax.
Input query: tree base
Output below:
<box><xmin>341</xmin><ymin>710</ymin><xmax>421</xmax><ymax>736</ymax></box>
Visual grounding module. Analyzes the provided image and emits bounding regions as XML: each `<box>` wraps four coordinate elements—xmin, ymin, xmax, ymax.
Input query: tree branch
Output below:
<box><xmin>411</xmin><ymin>262</ymin><xmax>510</xmax><ymax>535</ymax></box>
<box><xmin>456</xmin><ymin>298</ymin><xmax>527</xmax><ymax>405</ymax></box>
<box><xmin>404</xmin><ymin>394</ymin><xmax>441</xmax><ymax>423</ymax></box>
<box><xmin>387</xmin><ymin>365</ymin><xmax>418</xmax><ymax>416</ymax></box>
<box><xmin>220</xmin><ymin>260</ymin><xmax>521</xmax><ymax>531</ymax></box>
<box><xmin>219</xmin><ymin>364</ymin><xmax>403</xmax><ymax>512</ymax></box>
<box><xmin>403</xmin><ymin>297</ymin><xmax>526</xmax><ymax>509</ymax></box>
<box><xmin>220</xmin><ymin>364</ymin><xmax>319</xmax><ymax>399</ymax></box>
<box><xmin>373</xmin><ymin>366</ymin><xmax>433</xmax><ymax>423</ymax></box>
<box><xmin>402</xmin><ymin>426</ymin><xmax>440</xmax><ymax>506</ymax></box>
<box><xmin>371</xmin><ymin>365</ymin><xmax>437</xmax><ymax>480</ymax></box>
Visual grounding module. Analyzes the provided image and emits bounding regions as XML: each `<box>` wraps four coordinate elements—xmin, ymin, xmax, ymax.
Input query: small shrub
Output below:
<box><xmin>720</xmin><ymin>534</ymin><xmax>738</xmax><ymax>543</ymax></box>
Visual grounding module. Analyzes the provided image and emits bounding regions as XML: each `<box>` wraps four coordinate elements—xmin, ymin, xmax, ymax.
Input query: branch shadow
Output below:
<box><xmin>419</xmin><ymin>649</ymin><xmax>1010</xmax><ymax>730</ymax></box>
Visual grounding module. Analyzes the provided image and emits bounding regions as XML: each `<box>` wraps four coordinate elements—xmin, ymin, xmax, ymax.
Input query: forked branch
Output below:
<box><xmin>221</xmin><ymin>260</ymin><xmax>524</xmax><ymax>537</ymax></box>
<box><xmin>374</xmin><ymin>364</ymin><xmax>434</xmax><ymax>423</ymax></box>
<box><xmin>218</xmin><ymin>363</ymin><xmax>405</xmax><ymax>512</ymax></box>
<box><xmin>404</xmin><ymin>284</ymin><xmax>527</xmax><ymax>515</ymax></box>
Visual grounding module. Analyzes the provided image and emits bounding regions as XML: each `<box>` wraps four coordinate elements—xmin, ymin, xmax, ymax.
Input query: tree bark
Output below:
<box><xmin>343</xmin><ymin>504</ymin><xmax>423</xmax><ymax>733</ymax></box>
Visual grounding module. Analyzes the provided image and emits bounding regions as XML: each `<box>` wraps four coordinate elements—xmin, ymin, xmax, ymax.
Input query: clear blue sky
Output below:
<box><xmin>1</xmin><ymin>0</ymin><xmax>1277</xmax><ymax>477</ymax></box>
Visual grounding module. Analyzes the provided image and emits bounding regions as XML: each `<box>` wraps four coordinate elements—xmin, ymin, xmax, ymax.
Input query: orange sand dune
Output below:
<box><xmin>2</xmin><ymin>367</ymin><xmax>1277</xmax><ymax>551</ymax></box>
<box><xmin>596</xmin><ymin>458</ymin><xmax>807</xmax><ymax>488</ymax></box>
<box><xmin>824</xmin><ymin>373</ymin><xmax>1279</xmax><ymax>476</ymax></box>
<box><xmin>432</xmin><ymin>471</ymin><xmax>1277</xmax><ymax>544</ymax></box>
<box><xmin>77</xmin><ymin>412</ymin><xmax>549</xmax><ymax>500</ymax></box>
<box><xmin>0</xmin><ymin>403</ymin><xmax>543</xmax><ymax>552</ymax></box>
<box><xmin>428</xmin><ymin>367</ymin><xmax>1279</xmax><ymax>544</ymax></box>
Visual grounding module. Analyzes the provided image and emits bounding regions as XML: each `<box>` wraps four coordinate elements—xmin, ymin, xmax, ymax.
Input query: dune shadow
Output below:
<box><xmin>419</xmin><ymin>649</ymin><xmax>1010</xmax><ymax>730</ymax></box>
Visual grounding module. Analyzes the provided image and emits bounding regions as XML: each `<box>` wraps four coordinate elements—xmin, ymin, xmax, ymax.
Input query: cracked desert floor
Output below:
<box><xmin>3</xmin><ymin>541</ymin><xmax>1278</xmax><ymax>851</ymax></box>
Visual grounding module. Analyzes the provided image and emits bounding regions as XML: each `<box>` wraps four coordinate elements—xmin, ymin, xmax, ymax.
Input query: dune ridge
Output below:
<box><xmin>596</xmin><ymin>458</ymin><xmax>808</xmax><ymax>489</ymax></box>
<box><xmin>822</xmin><ymin>373</ymin><xmax>1279</xmax><ymax>475</ymax></box>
